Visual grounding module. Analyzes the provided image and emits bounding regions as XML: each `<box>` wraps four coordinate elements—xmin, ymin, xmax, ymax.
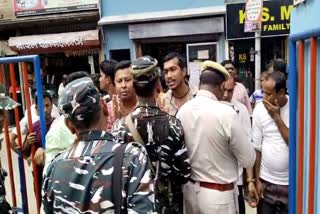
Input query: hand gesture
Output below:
<box><xmin>156</xmin><ymin>95</ymin><xmax>169</xmax><ymax>113</ymax></box>
<box><xmin>34</xmin><ymin>147</ymin><xmax>45</xmax><ymax>166</ymax></box>
<box><xmin>255</xmin><ymin>178</ymin><xmax>264</xmax><ymax>200</ymax></box>
<box><xmin>112</xmin><ymin>95</ymin><xmax>123</xmax><ymax>119</ymax></box>
<box><xmin>247</xmin><ymin>181</ymin><xmax>259</xmax><ymax>207</ymax></box>
<box><xmin>262</xmin><ymin>99</ymin><xmax>280</xmax><ymax>120</ymax></box>
<box><xmin>26</xmin><ymin>133</ymin><xmax>36</xmax><ymax>145</ymax></box>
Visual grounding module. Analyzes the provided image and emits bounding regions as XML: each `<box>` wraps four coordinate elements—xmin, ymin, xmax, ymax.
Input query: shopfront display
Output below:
<box><xmin>226</xmin><ymin>0</ymin><xmax>293</xmax><ymax>94</ymax></box>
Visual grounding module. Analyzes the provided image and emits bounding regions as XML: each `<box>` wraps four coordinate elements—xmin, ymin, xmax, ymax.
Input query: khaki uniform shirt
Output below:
<box><xmin>176</xmin><ymin>90</ymin><xmax>256</xmax><ymax>184</ymax></box>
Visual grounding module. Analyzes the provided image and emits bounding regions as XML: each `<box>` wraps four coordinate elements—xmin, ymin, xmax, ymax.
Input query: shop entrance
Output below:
<box><xmin>229</xmin><ymin>36</ymin><xmax>288</xmax><ymax>94</ymax></box>
<box><xmin>141</xmin><ymin>42</ymin><xmax>186</xmax><ymax>65</ymax></box>
<box><xmin>40</xmin><ymin>53</ymin><xmax>99</xmax><ymax>92</ymax></box>
<box><xmin>186</xmin><ymin>42</ymin><xmax>219</xmax><ymax>88</ymax></box>
<box><xmin>141</xmin><ymin>41</ymin><xmax>219</xmax><ymax>89</ymax></box>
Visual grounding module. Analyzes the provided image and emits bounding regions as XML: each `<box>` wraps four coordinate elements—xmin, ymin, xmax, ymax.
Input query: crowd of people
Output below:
<box><xmin>0</xmin><ymin>52</ymin><xmax>289</xmax><ymax>214</ymax></box>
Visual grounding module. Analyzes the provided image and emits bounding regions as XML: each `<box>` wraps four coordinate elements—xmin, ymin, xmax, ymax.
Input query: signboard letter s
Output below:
<box><xmin>262</xmin><ymin>7</ymin><xmax>270</xmax><ymax>22</ymax></box>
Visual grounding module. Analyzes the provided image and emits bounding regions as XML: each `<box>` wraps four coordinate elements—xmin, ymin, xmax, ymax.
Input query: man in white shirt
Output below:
<box><xmin>177</xmin><ymin>61</ymin><xmax>256</xmax><ymax>214</ymax></box>
<box><xmin>222</xmin><ymin>76</ymin><xmax>252</xmax><ymax>214</ymax></box>
<box><xmin>249</xmin><ymin>71</ymin><xmax>289</xmax><ymax>213</ymax></box>
<box><xmin>9</xmin><ymin>99</ymin><xmax>60</xmax><ymax>153</ymax></box>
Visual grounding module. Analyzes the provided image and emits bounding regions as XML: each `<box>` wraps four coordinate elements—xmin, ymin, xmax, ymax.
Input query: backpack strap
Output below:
<box><xmin>124</xmin><ymin>114</ymin><xmax>172</xmax><ymax>207</ymax></box>
<box><xmin>125</xmin><ymin>114</ymin><xmax>144</xmax><ymax>144</ymax></box>
<box><xmin>112</xmin><ymin>142</ymin><xmax>127</xmax><ymax>214</ymax></box>
<box><xmin>124</xmin><ymin>114</ymin><xmax>156</xmax><ymax>176</ymax></box>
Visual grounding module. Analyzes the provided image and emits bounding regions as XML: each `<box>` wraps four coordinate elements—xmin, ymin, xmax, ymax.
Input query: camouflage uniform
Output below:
<box><xmin>42</xmin><ymin>131</ymin><xmax>155</xmax><ymax>213</ymax></box>
<box><xmin>42</xmin><ymin>77</ymin><xmax>155</xmax><ymax>213</ymax></box>
<box><xmin>112</xmin><ymin>56</ymin><xmax>191</xmax><ymax>213</ymax></box>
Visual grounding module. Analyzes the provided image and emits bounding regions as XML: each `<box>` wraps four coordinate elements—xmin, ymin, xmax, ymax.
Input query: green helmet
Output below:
<box><xmin>130</xmin><ymin>56</ymin><xmax>159</xmax><ymax>84</ymax></box>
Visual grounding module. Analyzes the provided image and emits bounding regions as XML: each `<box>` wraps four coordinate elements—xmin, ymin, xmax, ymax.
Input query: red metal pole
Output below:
<box><xmin>9</xmin><ymin>63</ymin><xmax>29</xmax><ymax>213</ymax></box>
<box><xmin>22</xmin><ymin>62</ymin><xmax>41</xmax><ymax>213</ymax></box>
<box><xmin>297</xmin><ymin>40</ymin><xmax>305</xmax><ymax>214</ymax></box>
<box><xmin>308</xmin><ymin>37</ymin><xmax>317</xmax><ymax>214</ymax></box>
<box><xmin>0</xmin><ymin>66</ymin><xmax>17</xmax><ymax>207</ymax></box>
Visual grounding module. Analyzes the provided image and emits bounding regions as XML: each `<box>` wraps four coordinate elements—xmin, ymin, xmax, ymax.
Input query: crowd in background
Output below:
<box><xmin>0</xmin><ymin>52</ymin><xmax>289</xmax><ymax>214</ymax></box>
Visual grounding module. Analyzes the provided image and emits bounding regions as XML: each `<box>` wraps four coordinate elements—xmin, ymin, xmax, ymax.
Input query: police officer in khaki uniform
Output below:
<box><xmin>177</xmin><ymin>61</ymin><xmax>256</xmax><ymax>214</ymax></box>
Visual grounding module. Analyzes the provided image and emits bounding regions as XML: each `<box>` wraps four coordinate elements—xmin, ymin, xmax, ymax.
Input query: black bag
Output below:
<box><xmin>0</xmin><ymin>169</ymin><xmax>12</xmax><ymax>214</ymax></box>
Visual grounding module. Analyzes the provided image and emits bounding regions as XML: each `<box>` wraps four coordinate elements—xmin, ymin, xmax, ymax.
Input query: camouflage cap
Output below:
<box><xmin>130</xmin><ymin>56</ymin><xmax>159</xmax><ymax>84</ymax></box>
<box><xmin>59</xmin><ymin>77</ymin><xmax>100</xmax><ymax>123</ymax></box>
<box><xmin>0</xmin><ymin>84</ymin><xmax>20</xmax><ymax>110</ymax></box>
<box><xmin>201</xmin><ymin>60</ymin><xmax>230</xmax><ymax>81</ymax></box>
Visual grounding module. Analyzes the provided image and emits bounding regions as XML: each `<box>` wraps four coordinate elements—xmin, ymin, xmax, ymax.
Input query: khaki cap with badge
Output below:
<box><xmin>201</xmin><ymin>60</ymin><xmax>230</xmax><ymax>81</ymax></box>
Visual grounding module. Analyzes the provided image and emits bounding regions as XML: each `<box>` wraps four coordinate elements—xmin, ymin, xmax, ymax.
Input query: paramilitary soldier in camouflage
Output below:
<box><xmin>42</xmin><ymin>77</ymin><xmax>155</xmax><ymax>213</ymax></box>
<box><xmin>0</xmin><ymin>84</ymin><xmax>20</xmax><ymax>214</ymax></box>
<box><xmin>112</xmin><ymin>56</ymin><xmax>191</xmax><ymax>213</ymax></box>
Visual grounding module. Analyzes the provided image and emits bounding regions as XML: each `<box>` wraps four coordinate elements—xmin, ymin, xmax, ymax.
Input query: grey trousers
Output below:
<box><xmin>259</xmin><ymin>179</ymin><xmax>288</xmax><ymax>214</ymax></box>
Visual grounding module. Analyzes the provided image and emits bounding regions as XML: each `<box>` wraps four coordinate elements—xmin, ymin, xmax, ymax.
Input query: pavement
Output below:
<box><xmin>1</xmin><ymin>135</ymin><xmax>37</xmax><ymax>213</ymax></box>
<box><xmin>1</xmin><ymin>133</ymin><xmax>257</xmax><ymax>214</ymax></box>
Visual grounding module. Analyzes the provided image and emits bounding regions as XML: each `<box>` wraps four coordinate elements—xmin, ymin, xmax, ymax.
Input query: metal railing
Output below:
<box><xmin>289</xmin><ymin>28</ymin><xmax>320</xmax><ymax>214</ymax></box>
<box><xmin>0</xmin><ymin>55</ymin><xmax>47</xmax><ymax>214</ymax></box>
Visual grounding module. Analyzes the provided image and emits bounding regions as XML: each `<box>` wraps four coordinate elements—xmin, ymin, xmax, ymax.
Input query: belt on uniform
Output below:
<box><xmin>189</xmin><ymin>178</ymin><xmax>234</xmax><ymax>191</ymax></box>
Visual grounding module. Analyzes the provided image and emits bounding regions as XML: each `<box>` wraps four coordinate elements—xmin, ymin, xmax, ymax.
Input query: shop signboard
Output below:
<box><xmin>13</xmin><ymin>0</ymin><xmax>98</xmax><ymax>17</ymax></box>
<box><xmin>226</xmin><ymin>0</ymin><xmax>293</xmax><ymax>40</ymax></box>
<box><xmin>244</xmin><ymin>0</ymin><xmax>263</xmax><ymax>32</ymax></box>
<box><xmin>0</xmin><ymin>0</ymin><xmax>14</xmax><ymax>19</ymax></box>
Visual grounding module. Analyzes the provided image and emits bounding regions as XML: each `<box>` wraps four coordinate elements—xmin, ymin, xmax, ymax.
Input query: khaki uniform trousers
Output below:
<box><xmin>183</xmin><ymin>181</ymin><xmax>237</xmax><ymax>214</ymax></box>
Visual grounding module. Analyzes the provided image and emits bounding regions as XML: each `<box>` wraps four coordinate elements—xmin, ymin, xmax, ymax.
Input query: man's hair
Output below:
<box><xmin>265</xmin><ymin>71</ymin><xmax>287</xmax><ymax>93</ymax></box>
<box><xmin>273</xmin><ymin>58</ymin><xmax>287</xmax><ymax>74</ymax></box>
<box><xmin>133</xmin><ymin>76</ymin><xmax>159</xmax><ymax>98</ymax></box>
<box><xmin>163</xmin><ymin>52</ymin><xmax>187</xmax><ymax>69</ymax></box>
<box><xmin>221</xmin><ymin>60</ymin><xmax>236</xmax><ymax>68</ymax></box>
<box><xmin>260</xmin><ymin>71</ymin><xmax>268</xmax><ymax>80</ymax></box>
<box><xmin>200</xmin><ymin>69</ymin><xmax>225</xmax><ymax>87</ymax></box>
<box><xmin>265</xmin><ymin>60</ymin><xmax>274</xmax><ymax>71</ymax></box>
<box><xmin>91</xmin><ymin>73</ymin><xmax>101</xmax><ymax>90</ymax></box>
<box><xmin>114</xmin><ymin>60</ymin><xmax>131</xmax><ymax>73</ymax></box>
<box><xmin>227</xmin><ymin>76</ymin><xmax>236</xmax><ymax>86</ymax></box>
<box><xmin>100</xmin><ymin>59</ymin><xmax>118</xmax><ymax>83</ymax></box>
<box><xmin>65</xmin><ymin>71</ymin><xmax>90</xmax><ymax>86</ymax></box>
<box><xmin>73</xmin><ymin>105</ymin><xmax>101</xmax><ymax>130</ymax></box>
<box><xmin>35</xmin><ymin>90</ymin><xmax>52</xmax><ymax>106</ymax></box>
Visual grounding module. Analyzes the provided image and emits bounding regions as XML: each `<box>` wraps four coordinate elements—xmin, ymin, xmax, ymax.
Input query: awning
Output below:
<box><xmin>0</xmin><ymin>41</ymin><xmax>17</xmax><ymax>56</ymax></box>
<box><xmin>98</xmin><ymin>6</ymin><xmax>225</xmax><ymax>25</ymax></box>
<box><xmin>8</xmin><ymin>30</ymin><xmax>100</xmax><ymax>54</ymax></box>
<box><xmin>129</xmin><ymin>17</ymin><xmax>224</xmax><ymax>40</ymax></box>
